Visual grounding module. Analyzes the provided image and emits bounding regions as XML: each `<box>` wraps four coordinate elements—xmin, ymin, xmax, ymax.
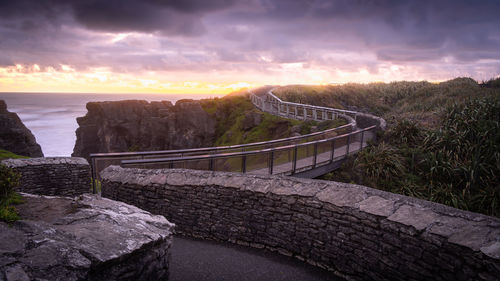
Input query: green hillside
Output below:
<box><xmin>275</xmin><ymin>78</ymin><xmax>500</xmax><ymax>217</ymax></box>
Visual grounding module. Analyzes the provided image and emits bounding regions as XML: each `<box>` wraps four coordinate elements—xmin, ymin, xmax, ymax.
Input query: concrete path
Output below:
<box><xmin>248</xmin><ymin>140</ymin><xmax>368</xmax><ymax>175</ymax></box>
<box><xmin>170</xmin><ymin>236</ymin><xmax>343</xmax><ymax>281</ymax></box>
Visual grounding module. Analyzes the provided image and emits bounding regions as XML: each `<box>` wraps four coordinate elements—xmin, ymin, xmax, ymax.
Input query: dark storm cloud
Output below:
<box><xmin>0</xmin><ymin>0</ymin><xmax>238</xmax><ymax>35</ymax></box>
<box><xmin>0</xmin><ymin>0</ymin><xmax>499</xmax><ymax>79</ymax></box>
<box><xmin>71</xmin><ymin>0</ymin><xmax>204</xmax><ymax>35</ymax></box>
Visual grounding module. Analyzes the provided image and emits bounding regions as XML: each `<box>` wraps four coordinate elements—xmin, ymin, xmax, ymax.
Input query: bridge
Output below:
<box><xmin>89</xmin><ymin>89</ymin><xmax>385</xmax><ymax>193</ymax></box>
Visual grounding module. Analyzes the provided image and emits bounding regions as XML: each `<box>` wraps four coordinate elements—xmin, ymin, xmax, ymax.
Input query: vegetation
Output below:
<box><xmin>274</xmin><ymin>77</ymin><xmax>498</xmax><ymax>128</ymax></box>
<box><xmin>306</xmin><ymin>78</ymin><xmax>500</xmax><ymax>217</ymax></box>
<box><xmin>201</xmin><ymin>95</ymin><xmax>345</xmax><ymax>146</ymax></box>
<box><xmin>0</xmin><ymin>149</ymin><xmax>28</xmax><ymax>160</ymax></box>
<box><xmin>0</xmin><ymin>164</ymin><xmax>22</xmax><ymax>223</ymax></box>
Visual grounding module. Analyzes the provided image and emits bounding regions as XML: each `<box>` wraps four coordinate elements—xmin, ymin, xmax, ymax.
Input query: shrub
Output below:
<box><xmin>322</xmin><ymin>96</ymin><xmax>500</xmax><ymax>217</ymax></box>
<box><xmin>0</xmin><ymin>164</ymin><xmax>21</xmax><ymax>223</ymax></box>
<box><xmin>0</xmin><ymin>164</ymin><xmax>20</xmax><ymax>202</ymax></box>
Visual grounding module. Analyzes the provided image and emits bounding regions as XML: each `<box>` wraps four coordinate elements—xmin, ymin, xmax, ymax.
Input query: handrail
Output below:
<box><xmin>266</xmin><ymin>90</ymin><xmax>359</xmax><ymax>116</ymax></box>
<box><xmin>251</xmin><ymin>90</ymin><xmax>358</xmax><ymax>127</ymax></box>
<box><xmin>89</xmin><ymin>123</ymin><xmax>352</xmax><ymax>158</ymax></box>
<box><xmin>121</xmin><ymin>125</ymin><xmax>376</xmax><ymax>165</ymax></box>
<box><xmin>89</xmin><ymin>88</ymin><xmax>384</xmax><ymax>193</ymax></box>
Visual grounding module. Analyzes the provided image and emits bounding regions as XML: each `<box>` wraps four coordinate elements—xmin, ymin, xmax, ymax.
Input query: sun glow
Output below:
<box><xmin>0</xmin><ymin>64</ymin><xmax>256</xmax><ymax>94</ymax></box>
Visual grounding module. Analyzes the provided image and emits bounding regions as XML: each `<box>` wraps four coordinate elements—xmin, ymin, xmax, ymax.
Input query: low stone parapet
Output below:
<box><xmin>1</xmin><ymin>157</ymin><xmax>90</xmax><ymax>196</ymax></box>
<box><xmin>0</xmin><ymin>193</ymin><xmax>174</xmax><ymax>281</ymax></box>
<box><xmin>101</xmin><ymin>166</ymin><xmax>500</xmax><ymax>281</ymax></box>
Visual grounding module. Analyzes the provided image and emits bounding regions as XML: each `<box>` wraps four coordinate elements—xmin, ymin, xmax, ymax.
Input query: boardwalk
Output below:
<box><xmin>90</xmin><ymin>90</ymin><xmax>382</xmax><ymax>190</ymax></box>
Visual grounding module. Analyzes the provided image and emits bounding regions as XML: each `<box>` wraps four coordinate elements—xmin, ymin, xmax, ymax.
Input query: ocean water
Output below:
<box><xmin>0</xmin><ymin>92</ymin><xmax>225</xmax><ymax>157</ymax></box>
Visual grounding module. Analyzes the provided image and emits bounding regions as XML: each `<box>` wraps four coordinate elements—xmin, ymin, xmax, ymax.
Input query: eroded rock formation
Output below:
<box><xmin>0</xmin><ymin>193</ymin><xmax>174</xmax><ymax>281</ymax></box>
<box><xmin>0</xmin><ymin>100</ymin><xmax>43</xmax><ymax>157</ymax></box>
<box><xmin>72</xmin><ymin>99</ymin><xmax>216</xmax><ymax>159</ymax></box>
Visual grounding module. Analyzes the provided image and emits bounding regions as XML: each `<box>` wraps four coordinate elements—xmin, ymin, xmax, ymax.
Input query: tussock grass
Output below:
<box><xmin>323</xmin><ymin>95</ymin><xmax>500</xmax><ymax>217</ymax></box>
<box><xmin>274</xmin><ymin>77</ymin><xmax>498</xmax><ymax>128</ymax></box>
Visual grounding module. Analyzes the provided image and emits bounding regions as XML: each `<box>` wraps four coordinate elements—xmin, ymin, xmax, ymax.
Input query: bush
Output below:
<box><xmin>0</xmin><ymin>164</ymin><xmax>22</xmax><ymax>223</ymax></box>
<box><xmin>322</xmin><ymin>96</ymin><xmax>500</xmax><ymax>217</ymax></box>
<box><xmin>0</xmin><ymin>164</ymin><xmax>19</xmax><ymax>201</ymax></box>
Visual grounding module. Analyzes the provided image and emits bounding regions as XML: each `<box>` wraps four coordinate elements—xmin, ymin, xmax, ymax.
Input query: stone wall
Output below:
<box><xmin>1</xmin><ymin>193</ymin><xmax>173</xmax><ymax>281</ymax></box>
<box><xmin>1</xmin><ymin>157</ymin><xmax>90</xmax><ymax>197</ymax></box>
<box><xmin>101</xmin><ymin>166</ymin><xmax>500</xmax><ymax>281</ymax></box>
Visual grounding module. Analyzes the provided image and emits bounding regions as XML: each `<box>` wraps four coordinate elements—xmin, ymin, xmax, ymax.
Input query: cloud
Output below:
<box><xmin>0</xmin><ymin>0</ymin><xmax>499</xmax><ymax>85</ymax></box>
<box><xmin>0</xmin><ymin>0</ymin><xmax>239</xmax><ymax>36</ymax></box>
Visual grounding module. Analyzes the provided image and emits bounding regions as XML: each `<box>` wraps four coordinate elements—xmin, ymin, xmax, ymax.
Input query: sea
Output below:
<box><xmin>0</xmin><ymin>92</ymin><xmax>225</xmax><ymax>157</ymax></box>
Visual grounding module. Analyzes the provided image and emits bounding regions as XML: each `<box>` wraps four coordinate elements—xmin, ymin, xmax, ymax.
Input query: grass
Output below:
<box><xmin>0</xmin><ymin>149</ymin><xmax>28</xmax><ymax>160</ymax></box>
<box><xmin>201</xmin><ymin>95</ymin><xmax>345</xmax><ymax>147</ymax></box>
<box><xmin>0</xmin><ymin>192</ymin><xmax>23</xmax><ymax>223</ymax></box>
<box><xmin>0</xmin><ymin>163</ymin><xmax>22</xmax><ymax>223</ymax></box>
<box><xmin>274</xmin><ymin>77</ymin><xmax>499</xmax><ymax>129</ymax></box>
<box><xmin>321</xmin><ymin>95</ymin><xmax>500</xmax><ymax>217</ymax></box>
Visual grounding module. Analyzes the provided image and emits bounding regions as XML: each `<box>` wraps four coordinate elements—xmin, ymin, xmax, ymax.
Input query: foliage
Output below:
<box><xmin>480</xmin><ymin>77</ymin><xmax>500</xmax><ymax>88</ymax></box>
<box><xmin>274</xmin><ymin>77</ymin><xmax>499</xmax><ymax>129</ymax></box>
<box><xmin>201</xmin><ymin>95</ymin><xmax>345</xmax><ymax>146</ymax></box>
<box><xmin>0</xmin><ymin>149</ymin><xmax>28</xmax><ymax>160</ymax></box>
<box><xmin>322</xmin><ymin>96</ymin><xmax>500</xmax><ymax>217</ymax></box>
<box><xmin>0</xmin><ymin>164</ymin><xmax>22</xmax><ymax>223</ymax></box>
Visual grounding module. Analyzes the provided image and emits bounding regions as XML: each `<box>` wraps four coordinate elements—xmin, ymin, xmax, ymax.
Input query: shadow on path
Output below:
<box><xmin>170</xmin><ymin>236</ymin><xmax>344</xmax><ymax>281</ymax></box>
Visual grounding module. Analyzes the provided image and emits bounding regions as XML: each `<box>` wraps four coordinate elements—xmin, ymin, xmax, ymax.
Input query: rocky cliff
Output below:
<box><xmin>72</xmin><ymin>99</ymin><xmax>216</xmax><ymax>158</ymax></box>
<box><xmin>0</xmin><ymin>100</ymin><xmax>43</xmax><ymax>157</ymax></box>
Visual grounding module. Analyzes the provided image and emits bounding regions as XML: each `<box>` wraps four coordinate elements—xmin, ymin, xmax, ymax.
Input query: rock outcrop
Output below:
<box><xmin>0</xmin><ymin>193</ymin><xmax>174</xmax><ymax>281</ymax></box>
<box><xmin>0</xmin><ymin>100</ymin><xmax>43</xmax><ymax>157</ymax></box>
<box><xmin>72</xmin><ymin>99</ymin><xmax>216</xmax><ymax>159</ymax></box>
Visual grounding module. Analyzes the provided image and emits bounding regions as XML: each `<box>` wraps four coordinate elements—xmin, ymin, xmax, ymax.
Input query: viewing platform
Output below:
<box><xmin>89</xmin><ymin>89</ymin><xmax>386</xmax><ymax>192</ymax></box>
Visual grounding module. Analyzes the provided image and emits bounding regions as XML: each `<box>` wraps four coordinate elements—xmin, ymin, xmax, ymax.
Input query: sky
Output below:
<box><xmin>0</xmin><ymin>0</ymin><xmax>499</xmax><ymax>94</ymax></box>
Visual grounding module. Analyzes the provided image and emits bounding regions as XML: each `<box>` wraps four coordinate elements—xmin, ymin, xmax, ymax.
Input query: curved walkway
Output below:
<box><xmin>90</xmin><ymin>89</ymin><xmax>385</xmax><ymax>191</ymax></box>
<box><xmin>170</xmin><ymin>236</ymin><xmax>342</xmax><ymax>281</ymax></box>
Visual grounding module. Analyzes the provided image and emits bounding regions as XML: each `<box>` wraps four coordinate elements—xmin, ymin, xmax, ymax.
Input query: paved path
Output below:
<box><xmin>170</xmin><ymin>236</ymin><xmax>343</xmax><ymax>281</ymax></box>
<box><xmin>248</xmin><ymin>140</ymin><xmax>368</xmax><ymax>175</ymax></box>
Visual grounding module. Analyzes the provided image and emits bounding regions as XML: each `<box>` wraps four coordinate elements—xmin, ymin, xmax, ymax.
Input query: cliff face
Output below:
<box><xmin>0</xmin><ymin>100</ymin><xmax>43</xmax><ymax>157</ymax></box>
<box><xmin>72</xmin><ymin>99</ymin><xmax>216</xmax><ymax>158</ymax></box>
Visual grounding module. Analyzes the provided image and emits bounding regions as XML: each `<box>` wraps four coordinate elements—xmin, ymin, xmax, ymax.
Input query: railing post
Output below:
<box><xmin>313</xmin><ymin>142</ymin><xmax>318</xmax><ymax>168</ymax></box>
<box><xmin>269</xmin><ymin>150</ymin><xmax>274</xmax><ymax>175</ymax></box>
<box><xmin>360</xmin><ymin>130</ymin><xmax>365</xmax><ymax>151</ymax></box>
<box><xmin>91</xmin><ymin>157</ymin><xmax>96</xmax><ymax>194</ymax></box>
<box><xmin>330</xmin><ymin>139</ymin><xmax>335</xmax><ymax>162</ymax></box>
<box><xmin>346</xmin><ymin>134</ymin><xmax>351</xmax><ymax>156</ymax></box>
<box><xmin>292</xmin><ymin>145</ymin><xmax>297</xmax><ymax>174</ymax></box>
<box><xmin>209</xmin><ymin>157</ymin><xmax>214</xmax><ymax>171</ymax></box>
<box><xmin>241</xmin><ymin>155</ymin><xmax>246</xmax><ymax>173</ymax></box>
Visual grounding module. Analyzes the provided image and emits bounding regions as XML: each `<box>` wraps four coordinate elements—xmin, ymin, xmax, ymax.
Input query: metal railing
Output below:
<box><xmin>251</xmin><ymin>90</ymin><xmax>357</xmax><ymax>126</ymax></box>
<box><xmin>120</xmin><ymin>125</ymin><xmax>377</xmax><ymax>175</ymax></box>
<box><xmin>89</xmin><ymin>90</ymin><xmax>381</xmax><ymax>193</ymax></box>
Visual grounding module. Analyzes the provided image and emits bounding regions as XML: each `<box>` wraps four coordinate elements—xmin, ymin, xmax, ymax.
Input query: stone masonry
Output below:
<box><xmin>101</xmin><ymin>166</ymin><xmax>500</xmax><ymax>281</ymax></box>
<box><xmin>0</xmin><ymin>193</ymin><xmax>174</xmax><ymax>281</ymax></box>
<box><xmin>1</xmin><ymin>157</ymin><xmax>90</xmax><ymax>197</ymax></box>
